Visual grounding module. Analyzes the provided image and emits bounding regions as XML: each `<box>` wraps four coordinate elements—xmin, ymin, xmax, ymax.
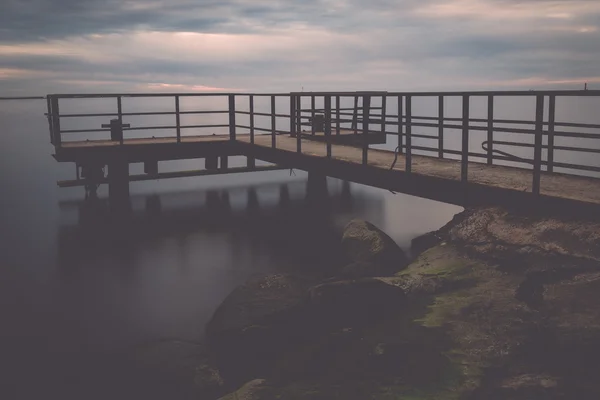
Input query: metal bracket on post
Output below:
<box><xmin>102</xmin><ymin>119</ymin><xmax>130</xmax><ymax>144</ymax></box>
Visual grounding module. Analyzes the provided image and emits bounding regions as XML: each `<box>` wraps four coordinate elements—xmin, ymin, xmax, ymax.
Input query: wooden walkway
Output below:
<box><xmin>238</xmin><ymin>135</ymin><xmax>600</xmax><ymax>207</ymax></box>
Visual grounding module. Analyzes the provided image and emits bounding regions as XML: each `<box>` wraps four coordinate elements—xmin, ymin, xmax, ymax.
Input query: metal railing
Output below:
<box><xmin>46</xmin><ymin>90</ymin><xmax>600</xmax><ymax>195</ymax></box>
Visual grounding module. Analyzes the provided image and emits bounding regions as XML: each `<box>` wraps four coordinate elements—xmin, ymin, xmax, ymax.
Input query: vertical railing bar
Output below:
<box><xmin>289</xmin><ymin>94</ymin><xmax>294</xmax><ymax>139</ymax></box>
<box><xmin>46</xmin><ymin>96</ymin><xmax>54</xmax><ymax>145</ymax></box>
<box><xmin>249</xmin><ymin>95</ymin><xmax>255</xmax><ymax>144</ymax></box>
<box><xmin>117</xmin><ymin>96</ymin><xmax>123</xmax><ymax>145</ymax></box>
<box><xmin>461</xmin><ymin>95</ymin><xmax>470</xmax><ymax>183</ymax></box>
<box><xmin>438</xmin><ymin>95</ymin><xmax>444</xmax><ymax>159</ymax></box>
<box><xmin>296</xmin><ymin>95</ymin><xmax>302</xmax><ymax>153</ymax></box>
<box><xmin>487</xmin><ymin>95</ymin><xmax>494</xmax><ymax>165</ymax></box>
<box><xmin>547</xmin><ymin>95</ymin><xmax>556</xmax><ymax>173</ymax></box>
<box><xmin>228</xmin><ymin>94</ymin><xmax>236</xmax><ymax>140</ymax></box>
<box><xmin>336</xmin><ymin>95</ymin><xmax>341</xmax><ymax>135</ymax></box>
<box><xmin>325</xmin><ymin>95</ymin><xmax>332</xmax><ymax>158</ymax></box>
<box><xmin>362</xmin><ymin>94</ymin><xmax>371</xmax><ymax>165</ymax></box>
<box><xmin>398</xmin><ymin>95</ymin><xmax>403</xmax><ymax>154</ymax></box>
<box><xmin>175</xmin><ymin>95</ymin><xmax>181</xmax><ymax>143</ymax></box>
<box><xmin>380</xmin><ymin>95</ymin><xmax>387</xmax><ymax>139</ymax></box>
<box><xmin>533</xmin><ymin>94</ymin><xmax>544</xmax><ymax>195</ymax></box>
<box><xmin>405</xmin><ymin>95</ymin><xmax>412</xmax><ymax>172</ymax></box>
<box><xmin>311</xmin><ymin>95</ymin><xmax>316</xmax><ymax>136</ymax></box>
<box><xmin>352</xmin><ymin>95</ymin><xmax>359</xmax><ymax>134</ymax></box>
<box><xmin>50</xmin><ymin>96</ymin><xmax>61</xmax><ymax>147</ymax></box>
<box><xmin>271</xmin><ymin>95</ymin><xmax>276</xmax><ymax>148</ymax></box>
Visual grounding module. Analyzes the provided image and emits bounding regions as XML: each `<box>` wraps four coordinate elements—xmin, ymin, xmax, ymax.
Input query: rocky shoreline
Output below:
<box><xmin>134</xmin><ymin>207</ymin><xmax>600</xmax><ymax>399</ymax></box>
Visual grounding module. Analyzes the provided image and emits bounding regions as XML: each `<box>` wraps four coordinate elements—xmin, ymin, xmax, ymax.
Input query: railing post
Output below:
<box><xmin>461</xmin><ymin>95</ymin><xmax>470</xmax><ymax>183</ymax></box>
<box><xmin>533</xmin><ymin>94</ymin><xmax>544</xmax><ymax>195</ymax></box>
<box><xmin>271</xmin><ymin>95</ymin><xmax>276</xmax><ymax>148</ymax></box>
<box><xmin>547</xmin><ymin>95</ymin><xmax>556</xmax><ymax>173</ymax></box>
<box><xmin>311</xmin><ymin>95</ymin><xmax>316</xmax><ymax>136</ymax></box>
<box><xmin>380</xmin><ymin>94</ymin><xmax>387</xmax><ymax>138</ymax></box>
<box><xmin>352</xmin><ymin>95</ymin><xmax>359</xmax><ymax>134</ymax></box>
<box><xmin>438</xmin><ymin>95</ymin><xmax>444</xmax><ymax>159</ymax></box>
<box><xmin>336</xmin><ymin>95</ymin><xmax>341</xmax><ymax>135</ymax></box>
<box><xmin>289</xmin><ymin>94</ymin><xmax>295</xmax><ymax>139</ymax></box>
<box><xmin>398</xmin><ymin>95</ymin><xmax>403</xmax><ymax>154</ymax></box>
<box><xmin>117</xmin><ymin>96</ymin><xmax>123</xmax><ymax>145</ymax></box>
<box><xmin>175</xmin><ymin>95</ymin><xmax>181</xmax><ymax>143</ymax></box>
<box><xmin>487</xmin><ymin>95</ymin><xmax>494</xmax><ymax>165</ymax></box>
<box><xmin>46</xmin><ymin>95</ymin><xmax>54</xmax><ymax>144</ymax></box>
<box><xmin>362</xmin><ymin>94</ymin><xmax>371</xmax><ymax>165</ymax></box>
<box><xmin>296</xmin><ymin>95</ymin><xmax>302</xmax><ymax>153</ymax></box>
<box><xmin>325</xmin><ymin>95</ymin><xmax>332</xmax><ymax>158</ymax></box>
<box><xmin>405</xmin><ymin>95</ymin><xmax>412</xmax><ymax>172</ymax></box>
<box><xmin>50</xmin><ymin>96</ymin><xmax>61</xmax><ymax>146</ymax></box>
<box><xmin>228</xmin><ymin>94</ymin><xmax>236</xmax><ymax>140</ymax></box>
<box><xmin>249</xmin><ymin>95</ymin><xmax>255</xmax><ymax>144</ymax></box>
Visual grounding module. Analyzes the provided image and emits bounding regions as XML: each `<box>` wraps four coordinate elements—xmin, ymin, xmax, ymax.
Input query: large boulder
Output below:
<box><xmin>126</xmin><ymin>339</ymin><xmax>225</xmax><ymax>399</ymax></box>
<box><xmin>206</xmin><ymin>274</ymin><xmax>312</xmax><ymax>384</ymax></box>
<box><xmin>308</xmin><ymin>278</ymin><xmax>406</xmax><ymax>327</ymax></box>
<box><xmin>218</xmin><ymin>379</ymin><xmax>271</xmax><ymax>400</ymax></box>
<box><xmin>341</xmin><ymin>220</ymin><xmax>408</xmax><ymax>275</ymax></box>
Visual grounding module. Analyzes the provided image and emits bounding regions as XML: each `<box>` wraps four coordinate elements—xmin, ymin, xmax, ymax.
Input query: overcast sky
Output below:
<box><xmin>1</xmin><ymin>0</ymin><xmax>599</xmax><ymax>95</ymax></box>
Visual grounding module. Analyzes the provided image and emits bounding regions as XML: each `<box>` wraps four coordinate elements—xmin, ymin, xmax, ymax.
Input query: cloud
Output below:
<box><xmin>0</xmin><ymin>0</ymin><xmax>599</xmax><ymax>95</ymax></box>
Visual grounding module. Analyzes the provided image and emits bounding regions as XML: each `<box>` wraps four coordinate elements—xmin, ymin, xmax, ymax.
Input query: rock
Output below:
<box><xmin>128</xmin><ymin>339</ymin><xmax>224</xmax><ymax>398</ymax></box>
<box><xmin>340</xmin><ymin>261</ymin><xmax>384</xmax><ymax>279</ymax></box>
<box><xmin>206</xmin><ymin>274</ymin><xmax>311</xmax><ymax>384</ymax></box>
<box><xmin>218</xmin><ymin>379</ymin><xmax>271</xmax><ymax>400</ymax></box>
<box><xmin>341</xmin><ymin>219</ymin><xmax>408</xmax><ymax>274</ymax></box>
<box><xmin>308</xmin><ymin>278</ymin><xmax>406</xmax><ymax>326</ymax></box>
<box><xmin>411</xmin><ymin>231</ymin><xmax>443</xmax><ymax>256</ymax></box>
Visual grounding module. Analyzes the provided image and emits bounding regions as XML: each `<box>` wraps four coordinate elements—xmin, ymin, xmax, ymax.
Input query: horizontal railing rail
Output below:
<box><xmin>46</xmin><ymin>90</ymin><xmax>600</xmax><ymax>197</ymax></box>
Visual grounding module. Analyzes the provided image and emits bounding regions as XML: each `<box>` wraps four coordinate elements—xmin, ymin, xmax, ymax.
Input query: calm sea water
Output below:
<box><xmin>0</xmin><ymin>99</ymin><xmax>462</xmax><ymax>399</ymax></box>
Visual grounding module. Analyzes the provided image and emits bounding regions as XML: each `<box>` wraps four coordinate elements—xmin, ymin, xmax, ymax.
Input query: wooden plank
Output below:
<box><xmin>533</xmin><ymin>95</ymin><xmax>544</xmax><ymax>195</ymax></box>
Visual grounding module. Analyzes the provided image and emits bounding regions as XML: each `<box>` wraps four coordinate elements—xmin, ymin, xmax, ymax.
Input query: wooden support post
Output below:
<box><xmin>271</xmin><ymin>95</ymin><xmax>276</xmax><ymax>148</ymax></box>
<box><xmin>205</xmin><ymin>156</ymin><xmax>218</xmax><ymax>171</ymax></box>
<box><xmin>547</xmin><ymin>95</ymin><xmax>556</xmax><ymax>173</ymax></box>
<box><xmin>405</xmin><ymin>95</ymin><xmax>412</xmax><ymax>173</ymax></box>
<box><xmin>438</xmin><ymin>95</ymin><xmax>444</xmax><ymax>159</ymax></box>
<box><xmin>487</xmin><ymin>95</ymin><xmax>494</xmax><ymax>165</ymax></box>
<box><xmin>380</xmin><ymin>94</ymin><xmax>387</xmax><ymax>139</ymax></box>
<box><xmin>336</xmin><ymin>95</ymin><xmax>341</xmax><ymax>135</ymax></box>
<box><xmin>461</xmin><ymin>95</ymin><xmax>470</xmax><ymax>184</ymax></box>
<box><xmin>325</xmin><ymin>95</ymin><xmax>332</xmax><ymax>158</ymax></box>
<box><xmin>50</xmin><ymin>96</ymin><xmax>61</xmax><ymax>146</ymax></box>
<box><xmin>362</xmin><ymin>94</ymin><xmax>371</xmax><ymax>165</ymax></box>
<box><xmin>228</xmin><ymin>94</ymin><xmax>236</xmax><ymax>140</ymax></box>
<box><xmin>102</xmin><ymin>119</ymin><xmax>130</xmax><ymax>143</ymax></box>
<box><xmin>311</xmin><ymin>95</ymin><xmax>316</xmax><ymax>136</ymax></box>
<box><xmin>175</xmin><ymin>95</ymin><xmax>181</xmax><ymax>143</ymax></box>
<box><xmin>221</xmin><ymin>156</ymin><xmax>228</xmax><ymax>170</ymax></box>
<box><xmin>533</xmin><ymin>94</ymin><xmax>544</xmax><ymax>195</ymax></box>
<box><xmin>398</xmin><ymin>95</ymin><xmax>403</xmax><ymax>154</ymax></box>
<box><xmin>144</xmin><ymin>160</ymin><xmax>158</xmax><ymax>175</ymax></box>
<box><xmin>296</xmin><ymin>95</ymin><xmax>302</xmax><ymax>153</ymax></box>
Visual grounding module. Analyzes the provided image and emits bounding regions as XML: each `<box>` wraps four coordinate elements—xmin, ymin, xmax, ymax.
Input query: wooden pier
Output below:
<box><xmin>46</xmin><ymin>90</ymin><xmax>600</xmax><ymax>215</ymax></box>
